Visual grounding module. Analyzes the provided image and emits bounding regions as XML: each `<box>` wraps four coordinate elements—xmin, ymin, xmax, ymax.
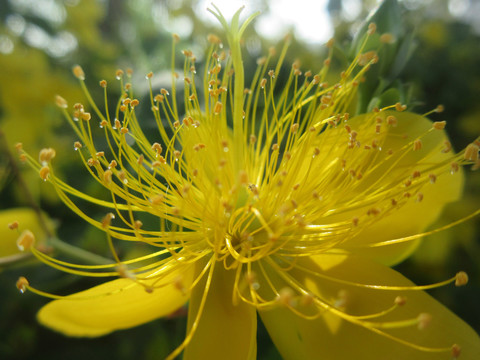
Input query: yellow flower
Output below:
<box><xmin>16</xmin><ymin>6</ymin><xmax>480</xmax><ymax>360</ymax></box>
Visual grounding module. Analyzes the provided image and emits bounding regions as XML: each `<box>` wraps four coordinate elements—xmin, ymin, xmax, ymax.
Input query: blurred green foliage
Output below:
<box><xmin>0</xmin><ymin>0</ymin><xmax>479</xmax><ymax>359</ymax></box>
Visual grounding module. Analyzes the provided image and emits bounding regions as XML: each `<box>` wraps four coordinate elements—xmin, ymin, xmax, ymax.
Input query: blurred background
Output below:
<box><xmin>0</xmin><ymin>0</ymin><xmax>479</xmax><ymax>359</ymax></box>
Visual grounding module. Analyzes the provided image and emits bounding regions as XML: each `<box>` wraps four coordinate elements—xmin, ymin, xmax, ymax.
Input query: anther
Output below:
<box><xmin>39</xmin><ymin>166</ymin><xmax>50</xmax><ymax>181</ymax></box>
<box><xmin>380</xmin><ymin>33</ymin><xmax>396</xmax><ymax>44</ymax></box>
<box><xmin>260</xmin><ymin>78</ymin><xmax>267</xmax><ymax>88</ymax></box>
<box><xmin>429</xmin><ymin>173</ymin><xmax>437</xmax><ymax>183</ymax></box>
<box><xmin>115</xmin><ymin>69</ymin><xmax>124</xmax><ymax>79</ymax></box>
<box><xmin>432</xmin><ymin>121</ymin><xmax>446</xmax><ymax>130</ymax></box>
<box><xmin>395</xmin><ymin>103</ymin><xmax>407</xmax><ymax>112</ymax></box>
<box><xmin>15</xmin><ymin>143</ymin><xmax>23</xmax><ymax>151</ymax></box>
<box><xmin>214</xmin><ymin>101</ymin><xmax>223</xmax><ymax>115</ymax></box>
<box><xmin>16</xmin><ymin>277</ymin><xmax>29</xmax><ymax>294</ymax></box>
<box><xmin>413</xmin><ymin>139</ymin><xmax>422</xmax><ymax>151</ymax></box>
<box><xmin>39</xmin><ymin>148</ymin><xmax>56</xmax><ymax>164</ymax></box>
<box><xmin>73</xmin><ymin>65</ymin><xmax>85</xmax><ymax>80</ymax></box>
<box><xmin>277</xmin><ymin>287</ymin><xmax>295</xmax><ymax>307</ymax></box>
<box><xmin>417</xmin><ymin>313</ymin><xmax>432</xmax><ymax>330</ymax></box>
<box><xmin>134</xmin><ymin>220</ymin><xmax>143</xmax><ymax>230</ymax></box>
<box><xmin>464</xmin><ymin>143</ymin><xmax>479</xmax><ymax>161</ymax></box>
<box><xmin>358</xmin><ymin>51</ymin><xmax>377</xmax><ymax>66</ymax></box>
<box><xmin>450</xmin><ymin>162</ymin><xmax>459</xmax><ymax>174</ymax></box>
<box><xmin>101</xmin><ymin>213</ymin><xmax>115</xmax><ymax>229</ymax></box>
<box><xmin>55</xmin><ymin>95</ymin><xmax>68</xmax><ymax>108</ymax></box>
<box><xmin>442</xmin><ymin>140</ymin><xmax>452</xmax><ymax>153</ymax></box>
<box><xmin>394</xmin><ymin>296</ymin><xmax>407</xmax><ymax>306</ymax></box>
<box><xmin>207</xmin><ymin>33</ymin><xmax>221</xmax><ymax>44</ymax></box>
<box><xmin>435</xmin><ymin>104</ymin><xmax>445</xmax><ymax>113</ymax></box>
<box><xmin>455</xmin><ymin>271</ymin><xmax>468</xmax><ymax>286</ymax></box>
<box><xmin>290</xmin><ymin>123</ymin><xmax>299</xmax><ymax>133</ymax></box>
<box><xmin>17</xmin><ymin>230</ymin><xmax>35</xmax><ymax>251</ymax></box>
<box><xmin>352</xmin><ymin>217</ymin><xmax>359</xmax><ymax>226</ymax></box>
<box><xmin>99</xmin><ymin>80</ymin><xmax>107</xmax><ymax>88</ymax></box>
<box><xmin>8</xmin><ymin>221</ymin><xmax>19</xmax><ymax>230</ymax></box>
<box><xmin>271</xmin><ymin>143</ymin><xmax>279</xmax><ymax>151</ymax></box>
<box><xmin>103</xmin><ymin>170</ymin><xmax>113</xmax><ymax>184</ymax></box>
<box><xmin>81</xmin><ymin>112</ymin><xmax>91</xmax><ymax>121</ymax></box>
<box><xmin>416</xmin><ymin>193</ymin><xmax>423</xmax><ymax>202</ymax></box>
<box><xmin>367</xmin><ymin>23</ymin><xmax>377</xmax><ymax>35</ymax></box>
<box><xmin>451</xmin><ymin>344</ymin><xmax>461</xmax><ymax>359</ymax></box>
<box><xmin>386</xmin><ymin>115</ymin><xmax>397</xmax><ymax>127</ymax></box>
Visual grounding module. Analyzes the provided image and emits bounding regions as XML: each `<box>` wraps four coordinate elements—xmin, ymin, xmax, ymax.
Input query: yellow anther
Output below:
<box><xmin>394</xmin><ymin>296</ymin><xmax>407</xmax><ymax>306</ymax></box>
<box><xmin>367</xmin><ymin>207</ymin><xmax>381</xmax><ymax>216</ymax></box>
<box><xmin>17</xmin><ymin>230</ymin><xmax>35</xmax><ymax>251</ymax></box>
<box><xmin>214</xmin><ymin>101</ymin><xmax>223</xmax><ymax>115</ymax></box>
<box><xmin>352</xmin><ymin>217</ymin><xmax>359</xmax><ymax>227</ymax></box>
<box><xmin>130</xmin><ymin>99</ymin><xmax>140</xmax><ymax>108</ymax></box>
<box><xmin>160</xmin><ymin>88</ymin><xmax>169</xmax><ymax>96</ymax></box>
<box><xmin>81</xmin><ymin>112</ymin><xmax>91</xmax><ymax>121</ymax></box>
<box><xmin>99</xmin><ymin>79</ymin><xmax>107</xmax><ymax>88</ymax></box>
<box><xmin>386</xmin><ymin>115</ymin><xmax>398</xmax><ymax>127</ymax></box>
<box><xmin>117</xmin><ymin>170</ymin><xmax>128</xmax><ymax>184</ymax></box>
<box><xmin>87</xmin><ymin>158</ymin><xmax>99</xmax><ymax>167</ymax></box>
<box><xmin>100</xmin><ymin>120</ymin><xmax>107</xmax><ymax>127</ymax></box>
<box><xmin>290</xmin><ymin>123</ymin><xmax>299</xmax><ymax>134</ymax></box>
<box><xmin>435</xmin><ymin>104</ymin><xmax>445</xmax><ymax>113</ymax></box>
<box><xmin>271</xmin><ymin>143</ymin><xmax>279</xmax><ymax>151</ymax></box>
<box><xmin>16</xmin><ymin>276</ymin><xmax>29</xmax><ymax>293</ymax></box>
<box><xmin>455</xmin><ymin>271</ymin><xmax>468</xmax><ymax>286</ymax></box>
<box><xmin>260</xmin><ymin>78</ymin><xmax>267</xmax><ymax>88</ymax></box>
<box><xmin>207</xmin><ymin>33</ymin><xmax>222</xmax><ymax>44</ymax></box>
<box><xmin>101</xmin><ymin>213</ymin><xmax>115</xmax><ymax>229</ymax></box>
<box><xmin>417</xmin><ymin>313</ymin><xmax>432</xmax><ymax>330</ymax></box>
<box><xmin>109</xmin><ymin>160</ymin><xmax>117</xmax><ymax>169</ymax></box>
<box><xmin>367</xmin><ymin>23</ymin><xmax>377</xmax><ymax>35</ymax></box>
<box><xmin>15</xmin><ymin>143</ymin><xmax>23</xmax><ymax>151</ymax></box>
<box><xmin>39</xmin><ymin>166</ymin><xmax>50</xmax><ymax>181</ymax></box>
<box><xmin>55</xmin><ymin>95</ymin><xmax>68</xmax><ymax>109</ymax></box>
<box><xmin>380</xmin><ymin>33</ymin><xmax>396</xmax><ymax>44</ymax></box>
<box><xmin>8</xmin><ymin>221</ymin><xmax>19</xmax><ymax>230</ymax></box>
<box><xmin>39</xmin><ymin>148</ymin><xmax>56</xmax><ymax>164</ymax></box>
<box><xmin>413</xmin><ymin>139</ymin><xmax>422</xmax><ymax>151</ymax></box>
<box><xmin>150</xmin><ymin>195</ymin><xmax>164</xmax><ymax>205</ymax></box>
<box><xmin>432</xmin><ymin>121</ymin><xmax>446</xmax><ymax>130</ymax></box>
<box><xmin>416</xmin><ymin>193</ymin><xmax>423</xmax><ymax>202</ymax></box>
<box><xmin>277</xmin><ymin>287</ymin><xmax>295</xmax><ymax>306</ymax></box>
<box><xmin>464</xmin><ymin>143</ymin><xmax>479</xmax><ymax>161</ymax></box>
<box><xmin>313</xmin><ymin>147</ymin><xmax>320</xmax><ymax>157</ymax></box>
<box><xmin>174</xmin><ymin>275</ymin><xmax>187</xmax><ymax>295</ymax></box>
<box><xmin>250</xmin><ymin>134</ymin><xmax>257</xmax><ymax>144</ymax></box>
<box><xmin>450</xmin><ymin>162</ymin><xmax>459</xmax><ymax>174</ymax></box>
<box><xmin>121</xmin><ymin>127</ymin><xmax>129</xmax><ymax>134</ymax></box>
<box><xmin>174</xmin><ymin>150</ymin><xmax>181</xmax><ymax>159</ymax></box>
<box><xmin>103</xmin><ymin>170</ymin><xmax>113</xmax><ymax>184</ymax></box>
<box><xmin>73</xmin><ymin>65</ymin><xmax>85</xmax><ymax>80</ymax></box>
<box><xmin>395</xmin><ymin>103</ymin><xmax>407</xmax><ymax>112</ymax></box>
<box><xmin>358</xmin><ymin>51</ymin><xmax>378</xmax><ymax>66</ymax></box>
<box><xmin>134</xmin><ymin>220</ymin><xmax>143</xmax><ymax>229</ymax></box>
<box><xmin>115</xmin><ymin>69</ymin><xmax>124</xmax><ymax>79</ymax></box>
<box><xmin>429</xmin><ymin>173</ymin><xmax>437</xmax><ymax>183</ymax></box>
<box><xmin>451</xmin><ymin>344</ymin><xmax>461</xmax><ymax>359</ymax></box>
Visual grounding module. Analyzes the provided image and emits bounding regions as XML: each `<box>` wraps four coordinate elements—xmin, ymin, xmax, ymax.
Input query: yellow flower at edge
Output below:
<box><xmin>15</xmin><ymin>6</ymin><xmax>480</xmax><ymax>360</ymax></box>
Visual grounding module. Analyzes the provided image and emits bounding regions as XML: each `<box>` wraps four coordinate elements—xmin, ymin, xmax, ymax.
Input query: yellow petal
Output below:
<box><xmin>260</xmin><ymin>254</ymin><xmax>480</xmax><ymax>360</ymax></box>
<box><xmin>37</xmin><ymin>262</ymin><xmax>194</xmax><ymax>337</ymax></box>
<box><xmin>184</xmin><ymin>263</ymin><xmax>257</xmax><ymax>360</ymax></box>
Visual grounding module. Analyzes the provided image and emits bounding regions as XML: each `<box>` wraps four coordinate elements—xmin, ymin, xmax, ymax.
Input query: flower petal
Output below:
<box><xmin>37</xmin><ymin>262</ymin><xmax>194</xmax><ymax>337</ymax></box>
<box><xmin>184</xmin><ymin>263</ymin><xmax>257</xmax><ymax>360</ymax></box>
<box><xmin>260</xmin><ymin>254</ymin><xmax>480</xmax><ymax>360</ymax></box>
